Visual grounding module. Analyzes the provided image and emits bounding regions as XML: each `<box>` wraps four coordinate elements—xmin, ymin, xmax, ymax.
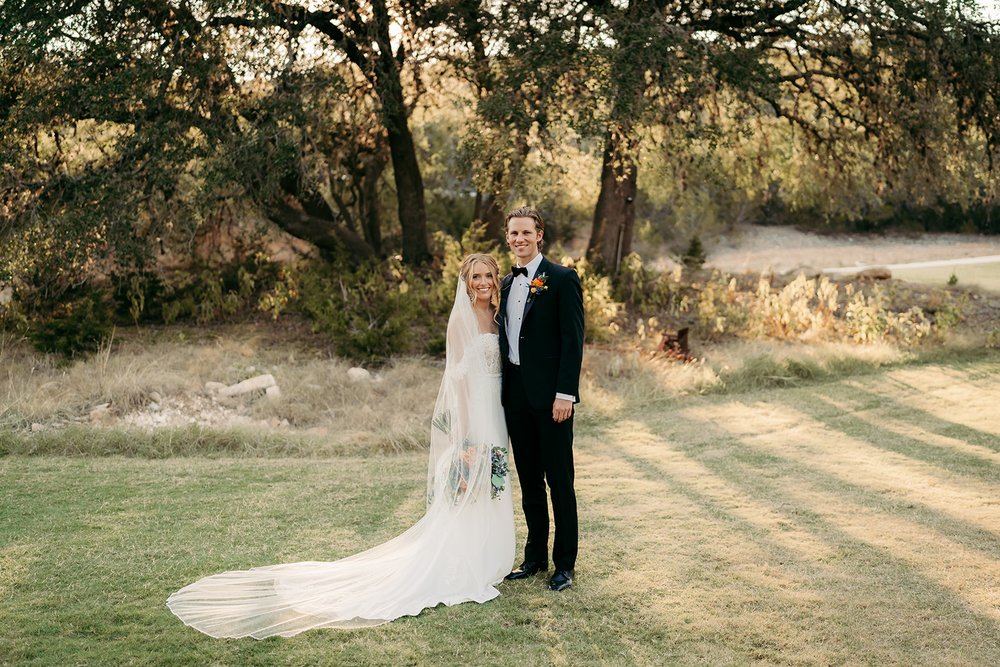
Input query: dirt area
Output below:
<box><xmin>707</xmin><ymin>225</ymin><xmax>1000</xmax><ymax>274</ymax></box>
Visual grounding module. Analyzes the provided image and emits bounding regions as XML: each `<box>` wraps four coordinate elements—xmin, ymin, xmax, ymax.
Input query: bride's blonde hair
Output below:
<box><xmin>459</xmin><ymin>253</ymin><xmax>501</xmax><ymax>317</ymax></box>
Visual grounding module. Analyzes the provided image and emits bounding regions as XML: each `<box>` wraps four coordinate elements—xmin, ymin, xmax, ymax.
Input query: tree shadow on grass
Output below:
<box><xmin>774</xmin><ymin>383</ymin><xmax>1000</xmax><ymax>481</ymax></box>
<box><xmin>578</xmin><ymin>411</ymin><xmax>1000</xmax><ymax>665</ymax></box>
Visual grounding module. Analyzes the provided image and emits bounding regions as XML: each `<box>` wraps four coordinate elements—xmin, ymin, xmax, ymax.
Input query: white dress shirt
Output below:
<box><xmin>506</xmin><ymin>253</ymin><xmax>575</xmax><ymax>403</ymax></box>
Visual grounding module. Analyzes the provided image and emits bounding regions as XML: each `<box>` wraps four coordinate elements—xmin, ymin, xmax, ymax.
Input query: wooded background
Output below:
<box><xmin>2</xmin><ymin>1</ymin><xmax>998</xmax><ymax>348</ymax></box>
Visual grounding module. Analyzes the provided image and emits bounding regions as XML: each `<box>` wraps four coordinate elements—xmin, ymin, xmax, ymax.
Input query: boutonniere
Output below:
<box><xmin>527</xmin><ymin>272</ymin><xmax>549</xmax><ymax>301</ymax></box>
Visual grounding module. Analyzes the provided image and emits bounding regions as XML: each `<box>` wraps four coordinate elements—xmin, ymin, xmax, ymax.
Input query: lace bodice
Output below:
<box><xmin>477</xmin><ymin>333</ymin><xmax>502</xmax><ymax>376</ymax></box>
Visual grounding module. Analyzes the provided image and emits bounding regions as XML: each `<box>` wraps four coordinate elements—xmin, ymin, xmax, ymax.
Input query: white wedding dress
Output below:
<box><xmin>167</xmin><ymin>284</ymin><xmax>514</xmax><ymax>639</ymax></box>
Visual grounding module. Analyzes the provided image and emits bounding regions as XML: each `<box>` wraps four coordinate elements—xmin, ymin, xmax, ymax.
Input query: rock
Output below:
<box><xmin>149</xmin><ymin>391</ymin><xmax>162</xmax><ymax>403</ymax></box>
<box><xmin>784</xmin><ymin>266</ymin><xmax>822</xmax><ymax>278</ymax></box>
<box><xmin>219</xmin><ymin>374</ymin><xmax>276</xmax><ymax>397</ymax></box>
<box><xmin>148</xmin><ymin>402</ymin><xmax>161</xmax><ymax>412</ymax></box>
<box><xmin>265</xmin><ymin>385</ymin><xmax>282</xmax><ymax>400</ymax></box>
<box><xmin>854</xmin><ymin>267</ymin><xmax>892</xmax><ymax>280</ymax></box>
<box><xmin>204</xmin><ymin>381</ymin><xmax>226</xmax><ymax>394</ymax></box>
<box><xmin>89</xmin><ymin>403</ymin><xmax>111</xmax><ymax>423</ymax></box>
<box><xmin>0</xmin><ymin>284</ymin><xmax>11</xmax><ymax>306</ymax></box>
<box><xmin>347</xmin><ymin>367</ymin><xmax>371</xmax><ymax>382</ymax></box>
<box><xmin>30</xmin><ymin>422</ymin><xmax>45</xmax><ymax>432</ymax></box>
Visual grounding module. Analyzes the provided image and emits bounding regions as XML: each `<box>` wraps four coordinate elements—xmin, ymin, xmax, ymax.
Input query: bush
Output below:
<box><xmin>681</xmin><ymin>235</ymin><xmax>707</xmax><ymax>270</ymax></box>
<box><xmin>0</xmin><ymin>285</ymin><xmax>28</xmax><ymax>337</ymax></box>
<box><xmin>115</xmin><ymin>255</ymin><xmax>283</xmax><ymax>325</ymax></box>
<box><xmin>296</xmin><ymin>258</ymin><xmax>433</xmax><ymax>364</ymax></box>
<box><xmin>569</xmin><ymin>257</ymin><xmax>621</xmax><ymax>343</ymax></box>
<box><xmin>609</xmin><ymin>253</ymin><xmax>957</xmax><ymax>348</ymax></box>
<box><xmin>28</xmin><ymin>291</ymin><xmax>114</xmax><ymax>357</ymax></box>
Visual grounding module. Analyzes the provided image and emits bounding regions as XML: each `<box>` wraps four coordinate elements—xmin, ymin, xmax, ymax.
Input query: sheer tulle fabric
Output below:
<box><xmin>167</xmin><ymin>281</ymin><xmax>514</xmax><ymax>638</ymax></box>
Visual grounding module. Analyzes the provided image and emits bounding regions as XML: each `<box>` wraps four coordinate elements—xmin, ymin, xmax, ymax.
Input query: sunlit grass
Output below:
<box><xmin>2</xmin><ymin>328</ymin><xmax>1000</xmax><ymax>664</ymax></box>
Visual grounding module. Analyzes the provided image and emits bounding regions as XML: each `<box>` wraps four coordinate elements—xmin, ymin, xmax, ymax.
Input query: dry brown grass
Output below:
<box><xmin>0</xmin><ymin>329</ymin><xmax>440</xmax><ymax>453</ymax></box>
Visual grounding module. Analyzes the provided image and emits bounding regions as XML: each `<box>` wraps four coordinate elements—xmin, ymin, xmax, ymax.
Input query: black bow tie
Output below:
<box><xmin>512</xmin><ymin>266</ymin><xmax>529</xmax><ymax>278</ymax></box>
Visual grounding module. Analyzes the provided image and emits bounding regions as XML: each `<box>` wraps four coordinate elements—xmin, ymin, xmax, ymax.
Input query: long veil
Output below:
<box><xmin>166</xmin><ymin>277</ymin><xmax>513</xmax><ymax>639</ymax></box>
<box><xmin>426</xmin><ymin>278</ymin><xmax>495</xmax><ymax>510</ymax></box>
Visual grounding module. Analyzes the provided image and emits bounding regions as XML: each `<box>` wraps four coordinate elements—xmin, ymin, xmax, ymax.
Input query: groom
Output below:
<box><xmin>499</xmin><ymin>206</ymin><xmax>585</xmax><ymax>592</ymax></box>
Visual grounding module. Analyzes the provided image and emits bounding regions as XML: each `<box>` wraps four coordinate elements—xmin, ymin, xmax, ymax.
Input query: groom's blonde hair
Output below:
<box><xmin>505</xmin><ymin>206</ymin><xmax>545</xmax><ymax>235</ymax></box>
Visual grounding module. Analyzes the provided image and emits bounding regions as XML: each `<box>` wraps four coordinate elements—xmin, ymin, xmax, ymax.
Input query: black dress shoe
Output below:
<box><xmin>548</xmin><ymin>569</ymin><xmax>573</xmax><ymax>591</ymax></box>
<box><xmin>504</xmin><ymin>561</ymin><xmax>547</xmax><ymax>580</ymax></box>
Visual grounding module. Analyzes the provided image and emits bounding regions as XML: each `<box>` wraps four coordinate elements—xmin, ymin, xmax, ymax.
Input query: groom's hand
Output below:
<box><xmin>552</xmin><ymin>398</ymin><xmax>573</xmax><ymax>423</ymax></box>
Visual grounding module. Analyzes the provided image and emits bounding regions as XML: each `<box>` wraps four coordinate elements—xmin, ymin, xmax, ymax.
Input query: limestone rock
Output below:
<box><xmin>204</xmin><ymin>381</ymin><xmax>226</xmax><ymax>394</ymax></box>
<box><xmin>89</xmin><ymin>403</ymin><xmax>112</xmax><ymax>423</ymax></box>
<box><xmin>265</xmin><ymin>385</ymin><xmax>282</xmax><ymax>400</ymax></box>
<box><xmin>347</xmin><ymin>367</ymin><xmax>371</xmax><ymax>382</ymax></box>
<box><xmin>218</xmin><ymin>374</ymin><xmax>276</xmax><ymax>398</ymax></box>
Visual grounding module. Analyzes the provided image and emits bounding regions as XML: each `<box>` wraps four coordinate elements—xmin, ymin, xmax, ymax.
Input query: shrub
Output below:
<box><xmin>613</xmin><ymin>253</ymin><xmax>953</xmax><ymax>348</ymax></box>
<box><xmin>28</xmin><ymin>291</ymin><xmax>114</xmax><ymax>357</ymax></box>
<box><xmin>115</xmin><ymin>255</ymin><xmax>283</xmax><ymax>326</ymax></box>
<box><xmin>681</xmin><ymin>235</ymin><xmax>707</xmax><ymax>269</ymax></box>
<box><xmin>842</xmin><ymin>284</ymin><xmax>932</xmax><ymax>345</ymax></box>
<box><xmin>0</xmin><ymin>285</ymin><xmax>28</xmax><ymax>336</ymax></box>
<box><xmin>570</xmin><ymin>257</ymin><xmax>621</xmax><ymax>343</ymax></box>
<box><xmin>431</xmin><ymin>221</ymin><xmax>500</xmax><ymax>309</ymax></box>
<box><xmin>296</xmin><ymin>258</ymin><xmax>429</xmax><ymax>364</ymax></box>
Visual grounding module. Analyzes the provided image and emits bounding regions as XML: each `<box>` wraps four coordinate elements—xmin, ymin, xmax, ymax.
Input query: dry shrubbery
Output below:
<box><xmin>609</xmin><ymin>252</ymin><xmax>973</xmax><ymax>349</ymax></box>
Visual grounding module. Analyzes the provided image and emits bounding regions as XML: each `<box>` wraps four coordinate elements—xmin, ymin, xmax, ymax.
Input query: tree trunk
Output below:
<box><xmin>383</xmin><ymin>108</ymin><xmax>429</xmax><ymax>264</ymax></box>
<box><xmin>473</xmin><ymin>190</ymin><xmax>505</xmax><ymax>243</ymax></box>
<box><xmin>473</xmin><ymin>134</ymin><xmax>530</xmax><ymax>244</ymax></box>
<box><xmin>268</xmin><ymin>201</ymin><xmax>375</xmax><ymax>261</ymax></box>
<box><xmin>587</xmin><ymin>127</ymin><xmax>638</xmax><ymax>277</ymax></box>
<box><xmin>359</xmin><ymin>150</ymin><xmax>385</xmax><ymax>255</ymax></box>
<box><xmin>371</xmin><ymin>0</ymin><xmax>430</xmax><ymax>265</ymax></box>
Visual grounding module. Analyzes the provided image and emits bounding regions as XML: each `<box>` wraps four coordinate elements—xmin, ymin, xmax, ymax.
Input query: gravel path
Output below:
<box><xmin>707</xmin><ymin>226</ymin><xmax>1000</xmax><ymax>274</ymax></box>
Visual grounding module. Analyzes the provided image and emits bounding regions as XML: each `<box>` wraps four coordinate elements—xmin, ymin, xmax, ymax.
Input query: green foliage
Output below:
<box><xmin>295</xmin><ymin>258</ymin><xmax>433</xmax><ymax>364</ymax></box>
<box><xmin>616</xmin><ymin>252</ymin><xmax>689</xmax><ymax>315</ymax></box>
<box><xmin>114</xmin><ymin>257</ymin><xmax>282</xmax><ymax>326</ymax></box>
<box><xmin>27</xmin><ymin>291</ymin><xmax>114</xmax><ymax>358</ymax></box>
<box><xmin>0</xmin><ymin>286</ymin><xmax>28</xmax><ymax>336</ymax></box>
<box><xmin>927</xmin><ymin>292</ymin><xmax>968</xmax><ymax>337</ymax></box>
<box><xmin>987</xmin><ymin>328</ymin><xmax>1000</xmax><ymax>349</ymax></box>
<box><xmin>569</xmin><ymin>257</ymin><xmax>621</xmax><ymax>343</ymax></box>
<box><xmin>681</xmin><ymin>235</ymin><xmax>707</xmax><ymax>270</ymax></box>
<box><xmin>842</xmin><ymin>285</ymin><xmax>932</xmax><ymax>345</ymax></box>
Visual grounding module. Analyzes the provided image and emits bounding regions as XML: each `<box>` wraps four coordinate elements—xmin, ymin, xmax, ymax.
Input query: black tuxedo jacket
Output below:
<box><xmin>499</xmin><ymin>256</ymin><xmax>585</xmax><ymax>411</ymax></box>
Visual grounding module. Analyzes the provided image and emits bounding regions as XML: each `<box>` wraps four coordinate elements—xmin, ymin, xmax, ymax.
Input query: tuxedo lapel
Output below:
<box><xmin>521</xmin><ymin>257</ymin><xmax>550</xmax><ymax>323</ymax></box>
<box><xmin>500</xmin><ymin>273</ymin><xmax>513</xmax><ymax>323</ymax></box>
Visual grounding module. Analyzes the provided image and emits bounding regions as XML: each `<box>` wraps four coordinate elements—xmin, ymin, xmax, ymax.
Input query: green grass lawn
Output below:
<box><xmin>3</xmin><ymin>356</ymin><xmax>1000</xmax><ymax>666</ymax></box>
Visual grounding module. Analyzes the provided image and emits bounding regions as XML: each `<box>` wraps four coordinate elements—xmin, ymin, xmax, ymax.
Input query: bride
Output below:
<box><xmin>167</xmin><ymin>254</ymin><xmax>515</xmax><ymax>638</ymax></box>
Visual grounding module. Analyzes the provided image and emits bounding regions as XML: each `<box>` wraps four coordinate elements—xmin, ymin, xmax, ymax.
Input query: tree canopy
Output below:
<box><xmin>2</xmin><ymin>0</ymin><xmax>998</xmax><ymax>296</ymax></box>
